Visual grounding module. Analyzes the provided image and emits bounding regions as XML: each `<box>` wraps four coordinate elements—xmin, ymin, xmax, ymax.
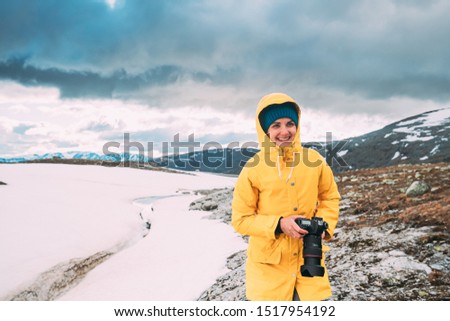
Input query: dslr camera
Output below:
<box><xmin>295</xmin><ymin>217</ymin><xmax>329</xmax><ymax>277</ymax></box>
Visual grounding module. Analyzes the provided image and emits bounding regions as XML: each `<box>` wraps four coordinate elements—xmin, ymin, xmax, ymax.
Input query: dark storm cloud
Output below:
<box><xmin>0</xmin><ymin>56</ymin><xmax>188</xmax><ymax>98</ymax></box>
<box><xmin>250</xmin><ymin>0</ymin><xmax>450</xmax><ymax>102</ymax></box>
<box><xmin>0</xmin><ymin>56</ymin><xmax>241</xmax><ymax>99</ymax></box>
<box><xmin>0</xmin><ymin>0</ymin><xmax>450</xmax><ymax>107</ymax></box>
<box><xmin>0</xmin><ymin>0</ymin><xmax>231</xmax><ymax>72</ymax></box>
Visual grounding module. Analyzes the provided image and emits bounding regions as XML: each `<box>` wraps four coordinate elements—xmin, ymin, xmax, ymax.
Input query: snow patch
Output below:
<box><xmin>402</xmin><ymin>135</ymin><xmax>434</xmax><ymax>142</ymax></box>
<box><xmin>430</xmin><ymin>145</ymin><xmax>440</xmax><ymax>155</ymax></box>
<box><xmin>392</xmin><ymin>152</ymin><xmax>400</xmax><ymax>160</ymax></box>
<box><xmin>0</xmin><ymin>164</ymin><xmax>245</xmax><ymax>300</ymax></box>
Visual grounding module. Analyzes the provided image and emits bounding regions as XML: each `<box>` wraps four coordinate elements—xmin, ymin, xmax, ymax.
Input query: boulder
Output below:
<box><xmin>405</xmin><ymin>181</ymin><xmax>431</xmax><ymax>197</ymax></box>
<box><xmin>202</xmin><ymin>201</ymin><xmax>218</xmax><ymax>211</ymax></box>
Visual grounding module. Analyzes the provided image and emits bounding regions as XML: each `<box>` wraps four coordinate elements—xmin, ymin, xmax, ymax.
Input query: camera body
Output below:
<box><xmin>295</xmin><ymin>217</ymin><xmax>329</xmax><ymax>277</ymax></box>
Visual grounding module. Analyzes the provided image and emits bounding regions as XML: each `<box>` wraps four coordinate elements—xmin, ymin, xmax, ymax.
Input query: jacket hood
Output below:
<box><xmin>256</xmin><ymin>93</ymin><xmax>302</xmax><ymax>153</ymax></box>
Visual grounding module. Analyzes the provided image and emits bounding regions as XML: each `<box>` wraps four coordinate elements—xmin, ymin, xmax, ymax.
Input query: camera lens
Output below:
<box><xmin>301</xmin><ymin>234</ymin><xmax>325</xmax><ymax>277</ymax></box>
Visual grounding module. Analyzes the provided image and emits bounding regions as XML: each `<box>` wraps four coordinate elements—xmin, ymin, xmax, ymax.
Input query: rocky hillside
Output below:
<box><xmin>191</xmin><ymin>162</ymin><xmax>450</xmax><ymax>301</ymax></box>
<box><xmin>321</xmin><ymin>108</ymin><xmax>450</xmax><ymax>173</ymax></box>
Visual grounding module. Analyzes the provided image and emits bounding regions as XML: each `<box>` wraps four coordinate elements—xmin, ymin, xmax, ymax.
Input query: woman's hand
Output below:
<box><xmin>280</xmin><ymin>215</ymin><xmax>309</xmax><ymax>239</ymax></box>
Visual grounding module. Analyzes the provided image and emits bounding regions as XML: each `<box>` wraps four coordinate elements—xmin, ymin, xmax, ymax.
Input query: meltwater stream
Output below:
<box><xmin>133</xmin><ymin>195</ymin><xmax>181</xmax><ymax>233</ymax></box>
<box><xmin>6</xmin><ymin>194</ymin><xmax>181</xmax><ymax>301</ymax></box>
<box><xmin>133</xmin><ymin>194</ymin><xmax>181</xmax><ymax>207</ymax></box>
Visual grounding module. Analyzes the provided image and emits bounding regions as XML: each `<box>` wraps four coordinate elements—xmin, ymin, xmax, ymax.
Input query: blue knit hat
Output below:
<box><xmin>258</xmin><ymin>102</ymin><xmax>299</xmax><ymax>133</ymax></box>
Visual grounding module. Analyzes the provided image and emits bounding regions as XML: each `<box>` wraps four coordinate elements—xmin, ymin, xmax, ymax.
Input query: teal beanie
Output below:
<box><xmin>259</xmin><ymin>102</ymin><xmax>299</xmax><ymax>133</ymax></box>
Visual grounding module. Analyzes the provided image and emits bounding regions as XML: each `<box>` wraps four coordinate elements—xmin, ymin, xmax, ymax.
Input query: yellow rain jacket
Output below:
<box><xmin>231</xmin><ymin>93</ymin><xmax>340</xmax><ymax>301</ymax></box>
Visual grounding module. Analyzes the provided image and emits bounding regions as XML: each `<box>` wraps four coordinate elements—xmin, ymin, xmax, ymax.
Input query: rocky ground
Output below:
<box><xmin>191</xmin><ymin>162</ymin><xmax>450</xmax><ymax>301</ymax></box>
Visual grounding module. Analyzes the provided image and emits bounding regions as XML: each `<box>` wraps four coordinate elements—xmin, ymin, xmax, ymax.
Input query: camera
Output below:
<box><xmin>295</xmin><ymin>217</ymin><xmax>329</xmax><ymax>277</ymax></box>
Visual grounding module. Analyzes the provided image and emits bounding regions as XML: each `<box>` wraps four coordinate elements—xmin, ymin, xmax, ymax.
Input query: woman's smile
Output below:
<box><xmin>267</xmin><ymin>117</ymin><xmax>297</xmax><ymax>146</ymax></box>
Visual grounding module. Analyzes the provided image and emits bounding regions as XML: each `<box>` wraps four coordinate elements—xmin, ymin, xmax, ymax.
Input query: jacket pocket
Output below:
<box><xmin>248</xmin><ymin>236</ymin><xmax>283</xmax><ymax>264</ymax></box>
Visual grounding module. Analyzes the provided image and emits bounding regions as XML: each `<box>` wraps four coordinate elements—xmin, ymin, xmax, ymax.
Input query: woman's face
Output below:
<box><xmin>267</xmin><ymin>117</ymin><xmax>297</xmax><ymax>147</ymax></box>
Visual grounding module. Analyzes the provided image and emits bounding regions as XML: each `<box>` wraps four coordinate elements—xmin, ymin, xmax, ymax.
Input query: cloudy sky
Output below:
<box><xmin>1</xmin><ymin>0</ymin><xmax>449</xmax><ymax>157</ymax></box>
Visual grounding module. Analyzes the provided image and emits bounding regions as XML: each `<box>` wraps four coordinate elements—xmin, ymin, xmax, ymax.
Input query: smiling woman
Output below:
<box><xmin>258</xmin><ymin>101</ymin><xmax>299</xmax><ymax>147</ymax></box>
<box><xmin>231</xmin><ymin>92</ymin><xmax>341</xmax><ymax>301</ymax></box>
<box><xmin>267</xmin><ymin>119</ymin><xmax>297</xmax><ymax>146</ymax></box>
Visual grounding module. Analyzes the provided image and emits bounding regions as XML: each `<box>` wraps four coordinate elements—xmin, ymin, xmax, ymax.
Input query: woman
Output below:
<box><xmin>231</xmin><ymin>92</ymin><xmax>340</xmax><ymax>301</ymax></box>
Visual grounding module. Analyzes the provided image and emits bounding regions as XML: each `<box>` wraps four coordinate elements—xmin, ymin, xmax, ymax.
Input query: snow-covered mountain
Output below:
<box><xmin>160</xmin><ymin>107</ymin><xmax>450</xmax><ymax>173</ymax></box>
<box><xmin>0</xmin><ymin>151</ymin><xmax>148</xmax><ymax>164</ymax></box>
<box><xmin>1</xmin><ymin>108</ymin><xmax>449</xmax><ymax>173</ymax></box>
<box><xmin>318</xmin><ymin>107</ymin><xmax>450</xmax><ymax>172</ymax></box>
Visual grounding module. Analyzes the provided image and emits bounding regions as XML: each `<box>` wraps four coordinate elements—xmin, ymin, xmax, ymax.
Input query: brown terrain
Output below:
<box><xmin>327</xmin><ymin>162</ymin><xmax>449</xmax><ymax>300</ymax></box>
<box><xmin>195</xmin><ymin>162</ymin><xmax>450</xmax><ymax>301</ymax></box>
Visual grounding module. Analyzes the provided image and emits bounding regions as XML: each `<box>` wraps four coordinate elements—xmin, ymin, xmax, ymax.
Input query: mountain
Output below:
<box><xmin>318</xmin><ymin>108</ymin><xmax>450</xmax><ymax>173</ymax></box>
<box><xmin>0</xmin><ymin>151</ymin><xmax>148</xmax><ymax>164</ymax></box>
<box><xmin>152</xmin><ymin>147</ymin><xmax>259</xmax><ymax>175</ymax></box>
<box><xmin>159</xmin><ymin>107</ymin><xmax>450</xmax><ymax>174</ymax></box>
<box><xmin>1</xmin><ymin>108</ymin><xmax>449</xmax><ymax>173</ymax></box>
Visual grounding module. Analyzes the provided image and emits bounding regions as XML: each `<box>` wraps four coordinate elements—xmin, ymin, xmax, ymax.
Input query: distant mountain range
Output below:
<box><xmin>0</xmin><ymin>151</ymin><xmax>143</xmax><ymax>164</ymax></box>
<box><xmin>1</xmin><ymin>108</ymin><xmax>449</xmax><ymax>174</ymax></box>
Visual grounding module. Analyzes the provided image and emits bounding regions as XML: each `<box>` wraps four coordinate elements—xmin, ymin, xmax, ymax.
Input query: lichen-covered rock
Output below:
<box><xmin>405</xmin><ymin>180</ymin><xmax>431</xmax><ymax>197</ymax></box>
<box><xmin>197</xmin><ymin>250</ymin><xmax>247</xmax><ymax>301</ymax></box>
<box><xmin>202</xmin><ymin>201</ymin><xmax>218</xmax><ymax>211</ymax></box>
